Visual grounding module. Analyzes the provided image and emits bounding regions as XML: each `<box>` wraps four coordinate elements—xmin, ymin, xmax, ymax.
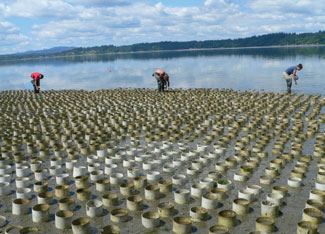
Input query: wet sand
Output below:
<box><xmin>0</xmin><ymin>89</ymin><xmax>324</xmax><ymax>234</ymax></box>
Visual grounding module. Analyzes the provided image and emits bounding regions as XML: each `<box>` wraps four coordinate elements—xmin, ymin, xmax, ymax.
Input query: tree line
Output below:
<box><xmin>1</xmin><ymin>31</ymin><xmax>325</xmax><ymax>61</ymax></box>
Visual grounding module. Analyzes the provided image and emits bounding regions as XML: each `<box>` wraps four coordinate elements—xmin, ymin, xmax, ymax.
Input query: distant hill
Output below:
<box><xmin>1</xmin><ymin>31</ymin><xmax>325</xmax><ymax>61</ymax></box>
<box><xmin>15</xmin><ymin>46</ymin><xmax>76</xmax><ymax>55</ymax></box>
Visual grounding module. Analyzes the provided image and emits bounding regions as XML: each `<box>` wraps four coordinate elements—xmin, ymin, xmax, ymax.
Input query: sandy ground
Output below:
<box><xmin>0</xmin><ymin>89</ymin><xmax>325</xmax><ymax>234</ymax></box>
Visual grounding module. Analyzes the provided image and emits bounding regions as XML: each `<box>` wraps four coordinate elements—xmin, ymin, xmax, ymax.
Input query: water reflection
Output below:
<box><xmin>1</xmin><ymin>46</ymin><xmax>325</xmax><ymax>94</ymax></box>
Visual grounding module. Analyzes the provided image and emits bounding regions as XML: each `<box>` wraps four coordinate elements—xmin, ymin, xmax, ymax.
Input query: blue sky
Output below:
<box><xmin>0</xmin><ymin>0</ymin><xmax>324</xmax><ymax>54</ymax></box>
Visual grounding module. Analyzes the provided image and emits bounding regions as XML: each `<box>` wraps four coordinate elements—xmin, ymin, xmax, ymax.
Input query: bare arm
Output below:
<box><xmin>293</xmin><ymin>70</ymin><xmax>297</xmax><ymax>85</ymax></box>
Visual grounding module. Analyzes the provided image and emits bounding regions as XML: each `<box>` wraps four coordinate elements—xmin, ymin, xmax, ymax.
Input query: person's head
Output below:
<box><xmin>297</xmin><ymin>64</ymin><xmax>303</xmax><ymax>70</ymax></box>
<box><xmin>39</xmin><ymin>74</ymin><xmax>44</xmax><ymax>79</ymax></box>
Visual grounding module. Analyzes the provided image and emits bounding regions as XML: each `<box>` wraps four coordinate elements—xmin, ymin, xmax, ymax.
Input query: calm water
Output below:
<box><xmin>1</xmin><ymin>46</ymin><xmax>325</xmax><ymax>95</ymax></box>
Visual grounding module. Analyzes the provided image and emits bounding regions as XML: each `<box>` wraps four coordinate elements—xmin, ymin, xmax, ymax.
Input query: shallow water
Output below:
<box><xmin>1</xmin><ymin>46</ymin><xmax>325</xmax><ymax>95</ymax></box>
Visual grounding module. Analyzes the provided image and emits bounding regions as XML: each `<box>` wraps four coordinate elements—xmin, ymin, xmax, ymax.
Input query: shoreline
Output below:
<box><xmin>1</xmin><ymin>44</ymin><xmax>325</xmax><ymax>63</ymax></box>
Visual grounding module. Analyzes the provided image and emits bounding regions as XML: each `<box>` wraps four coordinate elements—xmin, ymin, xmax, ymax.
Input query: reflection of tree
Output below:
<box><xmin>1</xmin><ymin>46</ymin><xmax>325</xmax><ymax>67</ymax></box>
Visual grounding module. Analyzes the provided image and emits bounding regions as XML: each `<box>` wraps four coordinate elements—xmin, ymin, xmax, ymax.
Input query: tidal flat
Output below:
<box><xmin>0</xmin><ymin>89</ymin><xmax>325</xmax><ymax>234</ymax></box>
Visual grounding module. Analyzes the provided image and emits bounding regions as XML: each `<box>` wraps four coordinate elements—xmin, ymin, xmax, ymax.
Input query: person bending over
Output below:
<box><xmin>30</xmin><ymin>72</ymin><xmax>44</xmax><ymax>93</ymax></box>
<box><xmin>283</xmin><ymin>64</ymin><xmax>303</xmax><ymax>93</ymax></box>
<box><xmin>152</xmin><ymin>68</ymin><xmax>170</xmax><ymax>92</ymax></box>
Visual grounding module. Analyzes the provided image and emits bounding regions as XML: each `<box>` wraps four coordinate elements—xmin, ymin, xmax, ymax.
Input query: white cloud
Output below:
<box><xmin>3</xmin><ymin>0</ymin><xmax>80</xmax><ymax>19</ymax></box>
<box><xmin>0</xmin><ymin>21</ymin><xmax>28</xmax><ymax>51</ymax></box>
<box><xmin>1</xmin><ymin>0</ymin><xmax>325</xmax><ymax>53</ymax></box>
<box><xmin>249</xmin><ymin>0</ymin><xmax>325</xmax><ymax>15</ymax></box>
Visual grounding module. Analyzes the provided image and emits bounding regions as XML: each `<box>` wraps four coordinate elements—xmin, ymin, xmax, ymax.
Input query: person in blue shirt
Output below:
<box><xmin>283</xmin><ymin>64</ymin><xmax>303</xmax><ymax>93</ymax></box>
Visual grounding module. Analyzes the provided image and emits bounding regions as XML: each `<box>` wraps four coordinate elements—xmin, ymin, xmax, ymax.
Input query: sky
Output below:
<box><xmin>0</xmin><ymin>0</ymin><xmax>324</xmax><ymax>54</ymax></box>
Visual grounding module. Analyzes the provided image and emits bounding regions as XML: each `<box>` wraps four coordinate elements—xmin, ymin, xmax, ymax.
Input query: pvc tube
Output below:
<box><xmin>12</xmin><ymin>198</ymin><xmax>30</xmax><ymax>215</ymax></box>
<box><xmin>158</xmin><ymin>179</ymin><xmax>172</xmax><ymax>193</ymax></box>
<box><xmin>75</xmin><ymin>175</ymin><xmax>90</xmax><ymax>189</ymax></box>
<box><xmin>211</xmin><ymin>188</ymin><xmax>227</xmax><ymax>200</ymax></box>
<box><xmin>209</xmin><ymin>224</ymin><xmax>229</xmax><ymax>234</ymax></box>
<box><xmin>288</xmin><ymin>177</ymin><xmax>302</xmax><ymax>188</ymax></box>
<box><xmin>261</xmin><ymin>200</ymin><xmax>279</xmax><ymax>218</ymax></box>
<box><xmin>191</xmin><ymin>184</ymin><xmax>205</xmax><ymax>198</ymax></box>
<box><xmin>256</xmin><ymin>217</ymin><xmax>274</xmax><ymax>233</ymax></box>
<box><xmin>302</xmin><ymin>208</ymin><xmax>322</xmax><ymax>224</ymax></box>
<box><xmin>238</xmin><ymin>189</ymin><xmax>254</xmax><ymax>202</ymax></box>
<box><xmin>266</xmin><ymin>193</ymin><xmax>283</xmax><ymax>206</ymax></box>
<box><xmin>297</xmin><ymin>221</ymin><xmax>318</xmax><ymax>234</ymax></box>
<box><xmin>55</xmin><ymin>210</ymin><xmax>73</xmax><ymax>229</ymax></box>
<box><xmin>187</xmin><ymin>167</ymin><xmax>198</xmax><ymax>175</ymax></box>
<box><xmin>59</xmin><ymin>197</ymin><xmax>76</xmax><ymax>211</ymax></box>
<box><xmin>120</xmin><ymin>182</ymin><xmax>135</xmax><ymax>196</ymax></box>
<box><xmin>142</xmin><ymin>211</ymin><xmax>160</xmax><ymax>228</ymax></box>
<box><xmin>96</xmin><ymin>178</ymin><xmax>110</xmax><ymax>192</ymax></box>
<box><xmin>126</xmin><ymin>195</ymin><xmax>143</xmax><ymax>211</ymax></box>
<box><xmin>146</xmin><ymin>171</ymin><xmax>160</xmax><ymax>182</ymax></box>
<box><xmin>33</xmin><ymin>181</ymin><xmax>48</xmax><ymax>193</ymax></box>
<box><xmin>101</xmin><ymin>225</ymin><xmax>120</xmax><ymax>234</ymax></box>
<box><xmin>173</xmin><ymin>216</ymin><xmax>192</xmax><ymax>234</ymax></box>
<box><xmin>5</xmin><ymin>226</ymin><xmax>23</xmax><ymax>234</ymax></box>
<box><xmin>233</xmin><ymin>198</ymin><xmax>249</xmax><ymax>215</ymax></box>
<box><xmin>86</xmin><ymin>199</ymin><xmax>103</xmax><ymax>217</ymax></box>
<box><xmin>246</xmin><ymin>185</ymin><xmax>262</xmax><ymax>196</ymax></box>
<box><xmin>217</xmin><ymin>179</ymin><xmax>232</xmax><ymax>190</ymax></box>
<box><xmin>19</xmin><ymin>227</ymin><xmax>39</xmax><ymax>233</ymax></box>
<box><xmin>200</xmin><ymin>177</ymin><xmax>214</xmax><ymax>190</ymax></box>
<box><xmin>16</xmin><ymin>166</ymin><xmax>30</xmax><ymax>177</ymax></box>
<box><xmin>158</xmin><ymin>202</ymin><xmax>174</xmax><ymax>217</ymax></box>
<box><xmin>90</xmin><ymin>170</ymin><xmax>104</xmax><ymax>182</ymax></box>
<box><xmin>309</xmin><ymin>190</ymin><xmax>325</xmax><ymax>202</ymax></box>
<box><xmin>190</xmin><ymin>206</ymin><xmax>208</xmax><ymax>222</ymax></box>
<box><xmin>76</xmin><ymin>188</ymin><xmax>91</xmax><ymax>202</ymax></box>
<box><xmin>102</xmin><ymin>193</ymin><xmax>118</xmax><ymax>207</ymax></box>
<box><xmin>272</xmin><ymin>186</ymin><xmax>288</xmax><ymax>198</ymax></box>
<box><xmin>259</xmin><ymin>176</ymin><xmax>273</xmax><ymax>185</ymax></box>
<box><xmin>16</xmin><ymin>188</ymin><xmax>32</xmax><ymax>199</ymax></box>
<box><xmin>133</xmin><ymin>176</ymin><xmax>147</xmax><ymax>189</ymax></box>
<box><xmin>174</xmin><ymin>189</ymin><xmax>190</xmax><ymax>205</ymax></box>
<box><xmin>71</xmin><ymin>217</ymin><xmax>91</xmax><ymax>234</ymax></box>
<box><xmin>202</xmin><ymin>192</ymin><xmax>219</xmax><ymax>209</ymax></box>
<box><xmin>0</xmin><ymin>174</ymin><xmax>11</xmax><ymax>183</ymax></box>
<box><xmin>234</xmin><ymin>172</ymin><xmax>247</xmax><ymax>182</ymax></box>
<box><xmin>55</xmin><ymin>185</ymin><xmax>70</xmax><ymax>199</ymax></box>
<box><xmin>56</xmin><ymin>173</ymin><xmax>70</xmax><ymax>185</ymax></box>
<box><xmin>15</xmin><ymin>177</ymin><xmax>31</xmax><ymax>188</ymax></box>
<box><xmin>218</xmin><ymin>210</ymin><xmax>237</xmax><ymax>228</ymax></box>
<box><xmin>305</xmin><ymin>199</ymin><xmax>323</xmax><ymax>211</ymax></box>
<box><xmin>49</xmin><ymin>165</ymin><xmax>63</xmax><ymax>176</ymax></box>
<box><xmin>32</xmin><ymin>203</ymin><xmax>50</xmax><ymax>222</ymax></box>
<box><xmin>172</xmin><ymin>174</ymin><xmax>187</xmax><ymax>185</ymax></box>
<box><xmin>110</xmin><ymin>208</ymin><xmax>128</xmax><ymax>223</ymax></box>
<box><xmin>127</xmin><ymin>167</ymin><xmax>141</xmax><ymax>178</ymax></box>
<box><xmin>37</xmin><ymin>191</ymin><xmax>53</xmax><ymax>205</ymax></box>
<box><xmin>34</xmin><ymin>169</ymin><xmax>48</xmax><ymax>182</ymax></box>
<box><xmin>73</xmin><ymin>166</ymin><xmax>87</xmax><ymax>178</ymax></box>
<box><xmin>0</xmin><ymin>182</ymin><xmax>11</xmax><ymax>196</ymax></box>
<box><xmin>110</xmin><ymin>173</ymin><xmax>123</xmax><ymax>185</ymax></box>
<box><xmin>145</xmin><ymin>184</ymin><xmax>160</xmax><ymax>200</ymax></box>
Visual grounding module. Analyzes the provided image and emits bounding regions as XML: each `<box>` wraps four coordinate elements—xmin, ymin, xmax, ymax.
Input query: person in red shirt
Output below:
<box><xmin>30</xmin><ymin>72</ymin><xmax>44</xmax><ymax>93</ymax></box>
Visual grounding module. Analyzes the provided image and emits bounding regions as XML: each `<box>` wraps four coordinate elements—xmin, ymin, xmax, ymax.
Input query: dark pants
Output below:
<box><xmin>286</xmin><ymin>79</ymin><xmax>292</xmax><ymax>93</ymax></box>
<box><xmin>154</xmin><ymin>73</ymin><xmax>165</xmax><ymax>92</ymax></box>
<box><xmin>157</xmin><ymin>80</ymin><xmax>164</xmax><ymax>92</ymax></box>
<box><xmin>31</xmin><ymin>79</ymin><xmax>40</xmax><ymax>93</ymax></box>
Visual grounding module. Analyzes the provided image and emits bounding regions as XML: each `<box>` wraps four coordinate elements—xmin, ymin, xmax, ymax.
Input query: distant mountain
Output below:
<box><xmin>15</xmin><ymin>46</ymin><xmax>76</xmax><ymax>55</ymax></box>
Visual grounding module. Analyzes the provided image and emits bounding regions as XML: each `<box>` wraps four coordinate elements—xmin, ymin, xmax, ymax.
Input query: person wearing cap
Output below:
<box><xmin>30</xmin><ymin>72</ymin><xmax>44</xmax><ymax>93</ymax></box>
<box><xmin>152</xmin><ymin>68</ymin><xmax>170</xmax><ymax>92</ymax></box>
<box><xmin>283</xmin><ymin>64</ymin><xmax>303</xmax><ymax>93</ymax></box>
